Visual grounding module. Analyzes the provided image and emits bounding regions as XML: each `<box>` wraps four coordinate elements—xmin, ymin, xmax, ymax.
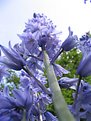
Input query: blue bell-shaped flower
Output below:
<box><xmin>77</xmin><ymin>53</ymin><xmax>91</xmax><ymax>77</ymax></box>
<box><xmin>61</xmin><ymin>27</ymin><xmax>78</xmax><ymax>51</ymax></box>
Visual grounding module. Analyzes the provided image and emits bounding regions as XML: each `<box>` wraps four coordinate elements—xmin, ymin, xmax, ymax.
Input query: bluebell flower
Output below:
<box><xmin>13</xmin><ymin>43</ymin><xmax>30</xmax><ymax>59</ymax></box>
<box><xmin>77</xmin><ymin>52</ymin><xmax>91</xmax><ymax>77</ymax></box>
<box><xmin>0</xmin><ymin>42</ymin><xmax>26</xmax><ymax>70</ymax></box>
<box><xmin>0</xmin><ymin>65</ymin><xmax>9</xmax><ymax>81</ymax></box>
<box><xmin>18</xmin><ymin>13</ymin><xmax>61</xmax><ymax>60</ymax></box>
<box><xmin>44</xmin><ymin>111</ymin><xmax>58</xmax><ymax>121</ymax></box>
<box><xmin>0</xmin><ymin>83</ymin><xmax>53</xmax><ymax>120</ymax></box>
<box><xmin>74</xmin><ymin>33</ymin><xmax>91</xmax><ymax>76</ymax></box>
<box><xmin>29</xmin><ymin>93</ymin><xmax>52</xmax><ymax>121</ymax></box>
<box><xmin>61</xmin><ymin>27</ymin><xmax>78</xmax><ymax>51</ymax></box>
<box><xmin>69</xmin><ymin>82</ymin><xmax>91</xmax><ymax>121</ymax></box>
<box><xmin>29</xmin><ymin>104</ymin><xmax>40</xmax><ymax>120</ymax></box>
<box><xmin>20</xmin><ymin>76</ymin><xmax>30</xmax><ymax>88</ymax></box>
<box><xmin>13</xmin><ymin>87</ymin><xmax>33</xmax><ymax>109</ymax></box>
<box><xmin>18</xmin><ymin>32</ymin><xmax>40</xmax><ymax>55</ymax></box>
<box><xmin>78</xmin><ymin>33</ymin><xmax>91</xmax><ymax>55</ymax></box>
<box><xmin>26</xmin><ymin>57</ymin><xmax>43</xmax><ymax>74</ymax></box>
<box><xmin>0</xmin><ymin>87</ymin><xmax>23</xmax><ymax>121</ymax></box>
<box><xmin>0</xmin><ymin>86</ymin><xmax>33</xmax><ymax>121</ymax></box>
<box><xmin>58</xmin><ymin>77</ymin><xmax>78</xmax><ymax>89</ymax></box>
<box><xmin>0</xmin><ymin>109</ymin><xmax>23</xmax><ymax>121</ymax></box>
<box><xmin>53</xmin><ymin>63</ymin><xmax>69</xmax><ymax>77</ymax></box>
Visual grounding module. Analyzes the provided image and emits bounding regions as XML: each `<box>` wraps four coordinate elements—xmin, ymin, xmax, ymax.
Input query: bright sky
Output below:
<box><xmin>0</xmin><ymin>0</ymin><xmax>91</xmax><ymax>46</ymax></box>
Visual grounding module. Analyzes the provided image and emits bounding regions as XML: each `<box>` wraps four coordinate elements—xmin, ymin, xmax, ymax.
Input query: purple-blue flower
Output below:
<box><xmin>0</xmin><ymin>86</ymin><xmax>33</xmax><ymax>121</ymax></box>
<box><xmin>0</xmin><ymin>88</ymin><xmax>23</xmax><ymax>121</ymax></box>
<box><xmin>61</xmin><ymin>27</ymin><xmax>78</xmax><ymax>51</ymax></box>
<box><xmin>0</xmin><ymin>65</ymin><xmax>9</xmax><ymax>81</ymax></box>
<box><xmin>53</xmin><ymin>63</ymin><xmax>69</xmax><ymax>77</ymax></box>
<box><xmin>18</xmin><ymin>13</ymin><xmax>61</xmax><ymax>60</ymax></box>
<box><xmin>44</xmin><ymin>111</ymin><xmax>58</xmax><ymax>121</ymax></box>
<box><xmin>70</xmin><ymin>82</ymin><xmax>91</xmax><ymax>121</ymax></box>
<box><xmin>77</xmin><ymin>53</ymin><xmax>91</xmax><ymax>77</ymax></box>
<box><xmin>78</xmin><ymin>33</ymin><xmax>91</xmax><ymax>55</ymax></box>
<box><xmin>58</xmin><ymin>77</ymin><xmax>78</xmax><ymax>89</ymax></box>
<box><xmin>0</xmin><ymin>43</ymin><xmax>26</xmax><ymax>70</ymax></box>
<box><xmin>13</xmin><ymin>87</ymin><xmax>33</xmax><ymax>109</ymax></box>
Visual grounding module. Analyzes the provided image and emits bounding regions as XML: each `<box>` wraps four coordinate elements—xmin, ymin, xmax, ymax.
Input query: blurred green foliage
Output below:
<box><xmin>56</xmin><ymin>48</ymin><xmax>82</xmax><ymax>78</ymax></box>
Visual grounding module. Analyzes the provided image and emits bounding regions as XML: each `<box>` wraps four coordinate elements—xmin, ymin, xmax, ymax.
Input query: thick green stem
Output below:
<box><xmin>43</xmin><ymin>51</ymin><xmax>75</xmax><ymax>121</ymax></box>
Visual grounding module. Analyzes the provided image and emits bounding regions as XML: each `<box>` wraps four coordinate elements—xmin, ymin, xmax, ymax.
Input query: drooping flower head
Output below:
<box><xmin>78</xmin><ymin>32</ymin><xmax>91</xmax><ymax>55</ymax></box>
<box><xmin>0</xmin><ymin>86</ymin><xmax>33</xmax><ymax>121</ymax></box>
<box><xmin>44</xmin><ymin>111</ymin><xmax>58</xmax><ymax>121</ymax></box>
<box><xmin>77</xmin><ymin>33</ymin><xmax>91</xmax><ymax>77</ymax></box>
<box><xmin>61</xmin><ymin>27</ymin><xmax>78</xmax><ymax>51</ymax></box>
<box><xmin>0</xmin><ymin>42</ymin><xmax>26</xmax><ymax>70</ymax></box>
<box><xmin>0</xmin><ymin>65</ymin><xmax>9</xmax><ymax>82</ymax></box>
<box><xmin>77</xmin><ymin>52</ymin><xmax>91</xmax><ymax>77</ymax></box>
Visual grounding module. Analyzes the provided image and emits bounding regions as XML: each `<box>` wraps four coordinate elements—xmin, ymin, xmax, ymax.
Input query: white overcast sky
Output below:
<box><xmin>0</xmin><ymin>0</ymin><xmax>91</xmax><ymax>46</ymax></box>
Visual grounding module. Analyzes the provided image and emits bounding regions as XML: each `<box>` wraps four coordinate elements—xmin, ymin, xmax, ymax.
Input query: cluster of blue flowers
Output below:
<box><xmin>0</xmin><ymin>13</ymin><xmax>91</xmax><ymax>121</ymax></box>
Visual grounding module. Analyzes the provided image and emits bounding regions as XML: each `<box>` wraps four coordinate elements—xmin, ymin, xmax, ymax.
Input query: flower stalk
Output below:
<box><xmin>51</xmin><ymin>48</ymin><xmax>63</xmax><ymax>64</ymax></box>
<box><xmin>74</xmin><ymin>76</ymin><xmax>82</xmax><ymax>103</ymax></box>
<box><xmin>23</xmin><ymin>66</ymin><xmax>51</xmax><ymax>95</ymax></box>
<box><xmin>21</xmin><ymin>110</ymin><xmax>26</xmax><ymax>121</ymax></box>
<box><xmin>43</xmin><ymin>51</ymin><xmax>75</xmax><ymax>121</ymax></box>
